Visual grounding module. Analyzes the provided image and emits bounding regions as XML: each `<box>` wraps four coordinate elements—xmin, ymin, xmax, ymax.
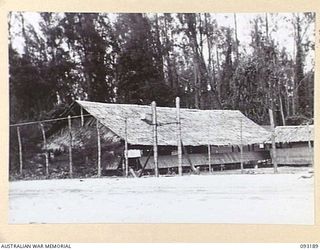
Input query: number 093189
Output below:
<box><xmin>300</xmin><ymin>244</ymin><xmax>319</xmax><ymax>248</ymax></box>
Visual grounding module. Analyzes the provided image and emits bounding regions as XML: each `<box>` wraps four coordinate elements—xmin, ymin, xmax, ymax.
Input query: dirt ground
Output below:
<box><xmin>9</xmin><ymin>167</ymin><xmax>314</xmax><ymax>224</ymax></box>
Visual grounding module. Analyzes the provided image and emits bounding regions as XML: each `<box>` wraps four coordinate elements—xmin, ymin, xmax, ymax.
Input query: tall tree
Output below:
<box><xmin>62</xmin><ymin>13</ymin><xmax>117</xmax><ymax>102</ymax></box>
<box><xmin>177</xmin><ymin>13</ymin><xmax>220</xmax><ymax>109</ymax></box>
<box><xmin>115</xmin><ymin>13</ymin><xmax>173</xmax><ymax>106</ymax></box>
<box><xmin>219</xmin><ymin>27</ymin><xmax>234</xmax><ymax>108</ymax></box>
<box><xmin>292</xmin><ymin>13</ymin><xmax>314</xmax><ymax>119</ymax></box>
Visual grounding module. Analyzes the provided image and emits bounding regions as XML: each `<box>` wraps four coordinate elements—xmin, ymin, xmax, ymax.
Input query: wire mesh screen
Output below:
<box><xmin>9</xmin><ymin>116</ymin><xmax>124</xmax><ymax>181</ymax></box>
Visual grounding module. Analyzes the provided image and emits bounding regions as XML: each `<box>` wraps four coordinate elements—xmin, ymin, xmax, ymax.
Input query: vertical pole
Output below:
<box><xmin>68</xmin><ymin>115</ymin><xmax>73</xmax><ymax>178</ymax></box>
<box><xmin>124</xmin><ymin>118</ymin><xmax>129</xmax><ymax>177</ymax></box>
<box><xmin>208</xmin><ymin>119</ymin><xmax>212</xmax><ymax>173</ymax></box>
<box><xmin>208</xmin><ymin>144</ymin><xmax>212</xmax><ymax>173</ymax></box>
<box><xmin>96</xmin><ymin>119</ymin><xmax>101</xmax><ymax>177</ymax></box>
<box><xmin>80</xmin><ymin>106</ymin><xmax>84</xmax><ymax>127</ymax></box>
<box><xmin>268</xmin><ymin>108</ymin><xmax>278</xmax><ymax>173</ymax></box>
<box><xmin>17</xmin><ymin>126</ymin><xmax>23</xmax><ymax>175</ymax></box>
<box><xmin>307</xmin><ymin>123</ymin><xmax>312</xmax><ymax>149</ymax></box>
<box><xmin>152</xmin><ymin>101</ymin><xmax>159</xmax><ymax>177</ymax></box>
<box><xmin>240</xmin><ymin>118</ymin><xmax>244</xmax><ymax>174</ymax></box>
<box><xmin>40</xmin><ymin>123</ymin><xmax>49</xmax><ymax>176</ymax></box>
<box><xmin>307</xmin><ymin>123</ymin><xmax>312</xmax><ymax>167</ymax></box>
<box><xmin>176</xmin><ymin>97</ymin><xmax>183</xmax><ymax>176</ymax></box>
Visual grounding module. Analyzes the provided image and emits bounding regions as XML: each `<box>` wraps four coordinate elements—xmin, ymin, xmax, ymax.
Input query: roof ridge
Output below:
<box><xmin>76</xmin><ymin>100</ymin><xmax>240</xmax><ymax>113</ymax></box>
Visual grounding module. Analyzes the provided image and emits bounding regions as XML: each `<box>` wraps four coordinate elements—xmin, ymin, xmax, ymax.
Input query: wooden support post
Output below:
<box><xmin>121</xmin><ymin>156</ymin><xmax>125</xmax><ymax>176</ymax></box>
<box><xmin>152</xmin><ymin>101</ymin><xmax>159</xmax><ymax>177</ymax></box>
<box><xmin>80</xmin><ymin>106</ymin><xmax>84</xmax><ymax>127</ymax></box>
<box><xmin>17</xmin><ymin>126</ymin><xmax>23</xmax><ymax>175</ymax></box>
<box><xmin>68</xmin><ymin>115</ymin><xmax>73</xmax><ymax>178</ymax></box>
<box><xmin>176</xmin><ymin>97</ymin><xmax>183</xmax><ymax>176</ymax></box>
<box><xmin>138</xmin><ymin>149</ymin><xmax>153</xmax><ymax>177</ymax></box>
<box><xmin>208</xmin><ymin>144</ymin><xmax>212</xmax><ymax>173</ymax></box>
<box><xmin>307</xmin><ymin>123</ymin><xmax>313</xmax><ymax>167</ymax></box>
<box><xmin>96</xmin><ymin>119</ymin><xmax>101</xmax><ymax>177</ymax></box>
<box><xmin>40</xmin><ymin>123</ymin><xmax>49</xmax><ymax>176</ymax></box>
<box><xmin>268</xmin><ymin>108</ymin><xmax>278</xmax><ymax>173</ymax></box>
<box><xmin>207</xmin><ymin>119</ymin><xmax>212</xmax><ymax>173</ymax></box>
<box><xmin>240</xmin><ymin>118</ymin><xmax>244</xmax><ymax>174</ymax></box>
<box><xmin>307</xmin><ymin>123</ymin><xmax>312</xmax><ymax>149</ymax></box>
<box><xmin>124</xmin><ymin>118</ymin><xmax>129</xmax><ymax>177</ymax></box>
<box><xmin>182</xmin><ymin>143</ymin><xmax>199</xmax><ymax>174</ymax></box>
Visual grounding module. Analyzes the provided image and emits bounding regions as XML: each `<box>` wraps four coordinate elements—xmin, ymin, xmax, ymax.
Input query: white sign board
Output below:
<box><xmin>128</xmin><ymin>149</ymin><xmax>142</xmax><ymax>158</ymax></box>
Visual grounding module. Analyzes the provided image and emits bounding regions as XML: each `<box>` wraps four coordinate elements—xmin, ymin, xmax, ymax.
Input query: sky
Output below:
<box><xmin>9</xmin><ymin>12</ymin><xmax>315</xmax><ymax>69</ymax></box>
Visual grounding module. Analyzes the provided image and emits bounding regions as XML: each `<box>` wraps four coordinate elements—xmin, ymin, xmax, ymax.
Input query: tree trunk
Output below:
<box><xmin>163</xmin><ymin>14</ymin><xmax>174</xmax><ymax>89</ymax></box>
<box><xmin>154</xmin><ymin>14</ymin><xmax>165</xmax><ymax>83</ymax></box>
<box><xmin>176</xmin><ymin>97</ymin><xmax>183</xmax><ymax>176</ymax></box>
<box><xmin>234</xmin><ymin>13</ymin><xmax>239</xmax><ymax>62</ymax></box>
<box><xmin>279</xmin><ymin>94</ymin><xmax>286</xmax><ymax>125</ymax></box>
<box><xmin>216</xmin><ymin>45</ymin><xmax>221</xmax><ymax>102</ymax></box>
<box><xmin>265</xmin><ymin>13</ymin><xmax>269</xmax><ymax>40</ymax></box>
<box><xmin>68</xmin><ymin>115</ymin><xmax>73</xmax><ymax>178</ymax></box>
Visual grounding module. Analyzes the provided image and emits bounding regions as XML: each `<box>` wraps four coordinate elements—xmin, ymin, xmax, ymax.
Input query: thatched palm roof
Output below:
<box><xmin>73</xmin><ymin>100</ymin><xmax>270</xmax><ymax>147</ymax></box>
<box><xmin>46</xmin><ymin>119</ymin><xmax>121</xmax><ymax>151</ymax></box>
<box><xmin>274</xmin><ymin>125</ymin><xmax>314</xmax><ymax>143</ymax></box>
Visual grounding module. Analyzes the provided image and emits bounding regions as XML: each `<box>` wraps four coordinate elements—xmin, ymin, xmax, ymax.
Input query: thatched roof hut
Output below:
<box><xmin>46</xmin><ymin>100</ymin><xmax>271</xmax><ymax>150</ymax></box>
<box><xmin>45</xmin><ymin>101</ymin><xmax>274</xmax><ymax>172</ymax></box>
<box><xmin>46</xmin><ymin>116</ymin><xmax>121</xmax><ymax>151</ymax></box>
<box><xmin>274</xmin><ymin>125</ymin><xmax>314</xmax><ymax>143</ymax></box>
<box><xmin>80</xmin><ymin>101</ymin><xmax>269</xmax><ymax>146</ymax></box>
<box><xmin>271</xmin><ymin>125</ymin><xmax>314</xmax><ymax>166</ymax></box>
